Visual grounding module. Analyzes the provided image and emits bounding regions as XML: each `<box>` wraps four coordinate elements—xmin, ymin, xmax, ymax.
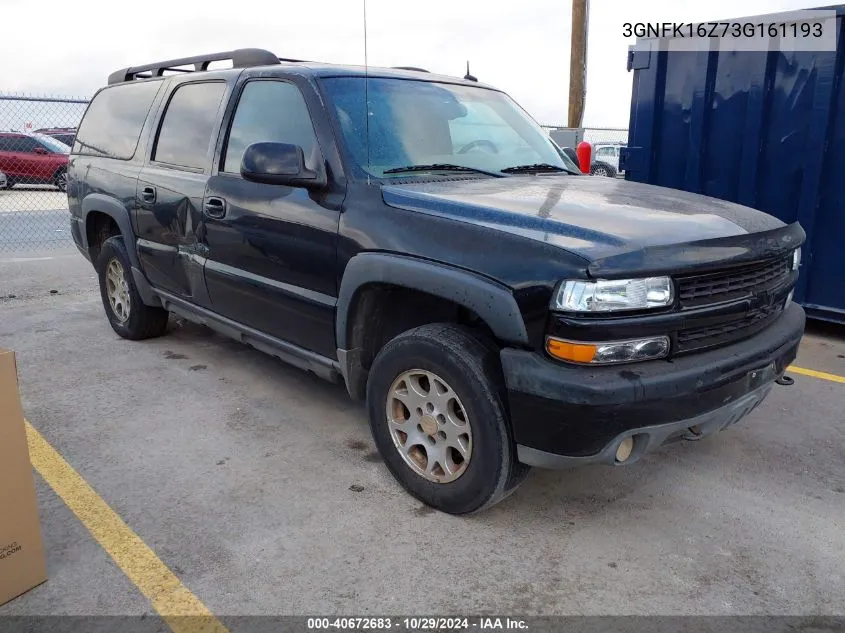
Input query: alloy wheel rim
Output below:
<box><xmin>105</xmin><ymin>258</ymin><xmax>131</xmax><ymax>322</ymax></box>
<box><xmin>385</xmin><ymin>369</ymin><xmax>472</xmax><ymax>483</ymax></box>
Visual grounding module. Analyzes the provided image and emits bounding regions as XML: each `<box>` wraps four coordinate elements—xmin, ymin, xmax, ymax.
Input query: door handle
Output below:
<box><xmin>140</xmin><ymin>186</ymin><xmax>156</xmax><ymax>204</ymax></box>
<box><xmin>204</xmin><ymin>196</ymin><xmax>227</xmax><ymax>219</ymax></box>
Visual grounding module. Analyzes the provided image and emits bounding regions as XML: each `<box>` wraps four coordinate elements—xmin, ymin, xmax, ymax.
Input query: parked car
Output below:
<box><xmin>0</xmin><ymin>170</ymin><xmax>7</xmax><ymax>189</ymax></box>
<box><xmin>34</xmin><ymin>127</ymin><xmax>77</xmax><ymax>148</ymax></box>
<box><xmin>591</xmin><ymin>142</ymin><xmax>626</xmax><ymax>177</ymax></box>
<box><xmin>0</xmin><ymin>132</ymin><xmax>70</xmax><ymax>190</ymax></box>
<box><xmin>69</xmin><ymin>49</ymin><xmax>805</xmax><ymax>514</ymax></box>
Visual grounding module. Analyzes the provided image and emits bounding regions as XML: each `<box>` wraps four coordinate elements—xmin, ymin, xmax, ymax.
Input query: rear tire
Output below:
<box><xmin>366</xmin><ymin>323</ymin><xmax>529</xmax><ymax>515</ymax></box>
<box><xmin>96</xmin><ymin>236</ymin><xmax>169</xmax><ymax>340</ymax></box>
<box><xmin>590</xmin><ymin>163</ymin><xmax>616</xmax><ymax>178</ymax></box>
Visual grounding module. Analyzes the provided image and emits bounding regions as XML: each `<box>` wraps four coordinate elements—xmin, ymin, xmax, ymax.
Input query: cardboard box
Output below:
<box><xmin>0</xmin><ymin>348</ymin><xmax>47</xmax><ymax>606</ymax></box>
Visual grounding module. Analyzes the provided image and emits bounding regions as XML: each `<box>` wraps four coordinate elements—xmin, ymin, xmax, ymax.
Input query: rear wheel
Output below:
<box><xmin>366</xmin><ymin>323</ymin><xmax>529</xmax><ymax>514</ymax></box>
<box><xmin>590</xmin><ymin>163</ymin><xmax>616</xmax><ymax>178</ymax></box>
<box><xmin>96</xmin><ymin>236</ymin><xmax>169</xmax><ymax>340</ymax></box>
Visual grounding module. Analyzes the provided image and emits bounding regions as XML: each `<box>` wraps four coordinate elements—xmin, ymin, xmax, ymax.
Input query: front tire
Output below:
<box><xmin>366</xmin><ymin>323</ymin><xmax>529</xmax><ymax>514</ymax></box>
<box><xmin>96</xmin><ymin>236</ymin><xmax>169</xmax><ymax>340</ymax></box>
<box><xmin>54</xmin><ymin>167</ymin><xmax>67</xmax><ymax>192</ymax></box>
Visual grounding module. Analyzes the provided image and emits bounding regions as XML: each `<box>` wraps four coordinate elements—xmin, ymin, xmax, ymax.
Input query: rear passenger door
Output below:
<box><xmin>135</xmin><ymin>79</ymin><xmax>229</xmax><ymax>303</ymax></box>
<box><xmin>201</xmin><ymin>77</ymin><xmax>342</xmax><ymax>358</ymax></box>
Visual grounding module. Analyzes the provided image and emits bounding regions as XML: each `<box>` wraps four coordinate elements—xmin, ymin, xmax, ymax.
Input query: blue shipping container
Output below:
<box><xmin>623</xmin><ymin>6</ymin><xmax>845</xmax><ymax>323</ymax></box>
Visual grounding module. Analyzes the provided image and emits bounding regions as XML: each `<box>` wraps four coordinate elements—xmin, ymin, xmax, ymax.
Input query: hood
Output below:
<box><xmin>382</xmin><ymin>176</ymin><xmax>801</xmax><ymax>275</ymax></box>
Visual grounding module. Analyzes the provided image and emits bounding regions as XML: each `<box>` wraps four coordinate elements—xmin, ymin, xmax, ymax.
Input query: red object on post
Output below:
<box><xmin>576</xmin><ymin>141</ymin><xmax>592</xmax><ymax>174</ymax></box>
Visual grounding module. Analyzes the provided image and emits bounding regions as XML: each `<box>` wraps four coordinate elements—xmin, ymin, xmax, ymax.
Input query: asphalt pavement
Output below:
<box><xmin>0</xmin><ymin>254</ymin><xmax>842</xmax><ymax>618</ymax></box>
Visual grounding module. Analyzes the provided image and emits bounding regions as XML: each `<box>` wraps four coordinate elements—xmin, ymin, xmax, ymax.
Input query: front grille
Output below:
<box><xmin>677</xmin><ymin>255</ymin><xmax>791</xmax><ymax>306</ymax></box>
<box><xmin>676</xmin><ymin>303</ymin><xmax>782</xmax><ymax>352</ymax></box>
<box><xmin>673</xmin><ymin>254</ymin><xmax>794</xmax><ymax>354</ymax></box>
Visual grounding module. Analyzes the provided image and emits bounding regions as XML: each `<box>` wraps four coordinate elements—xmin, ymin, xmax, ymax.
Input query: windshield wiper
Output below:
<box><xmin>383</xmin><ymin>163</ymin><xmax>504</xmax><ymax>178</ymax></box>
<box><xmin>500</xmin><ymin>163</ymin><xmax>574</xmax><ymax>175</ymax></box>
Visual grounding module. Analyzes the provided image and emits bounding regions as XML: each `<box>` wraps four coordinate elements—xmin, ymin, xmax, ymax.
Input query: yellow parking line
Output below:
<box><xmin>24</xmin><ymin>420</ymin><xmax>229</xmax><ymax>633</ymax></box>
<box><xmin>788</xmin><ymin>365</ymin><xmax>845</xmax><ymax>385</ymax></box>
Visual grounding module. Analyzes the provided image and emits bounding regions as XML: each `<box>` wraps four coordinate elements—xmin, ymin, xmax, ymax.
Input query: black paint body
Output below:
<box><xmin>67</xmin><ymin>62</ymin><xmax>806</xmax><ymax>465</ymax></box>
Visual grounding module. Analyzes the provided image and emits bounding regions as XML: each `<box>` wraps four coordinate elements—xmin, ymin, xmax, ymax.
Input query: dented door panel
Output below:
<box><xmin>134</xmin><ymin>166</ymin><xmax>209</xmax><ymax>303</ymax></box>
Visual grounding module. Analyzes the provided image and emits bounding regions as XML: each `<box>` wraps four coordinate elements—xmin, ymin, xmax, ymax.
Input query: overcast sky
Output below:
<box><xmin>0</xmin><ymin>0</ymin><xmax>820</xmax><ymax>128</ymax></box>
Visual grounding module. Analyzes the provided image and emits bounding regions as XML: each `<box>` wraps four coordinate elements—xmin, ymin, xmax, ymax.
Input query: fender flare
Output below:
<box><xmin>81</xmin><ymin>193</ymin><xmax>140</xmax><ymax>269</ymax></box>
<box><xmin>80</xmin><ymin>193</ymin><xmax>159</xmax><ymax>306</ymax></box>
<box><xmin>335</xmin><ymin>252</ymin><xmax>529</xmax><ymax>350</ymax></box>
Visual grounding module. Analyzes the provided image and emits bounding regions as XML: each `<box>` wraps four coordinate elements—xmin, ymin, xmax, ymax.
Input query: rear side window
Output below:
<box><xmin>153</xmin><ymin>82</ymin><xmax>227</xmax><ymax>170</ymax></box>
<box><xmin>12</xmin><ymin>136</ymin><xmax>38</xmax><ymax>152</ymax></box>
<box><xmin>74</xmin><ymin>80</ymin><xmax>162</xmax><ymax>159</ymax></box>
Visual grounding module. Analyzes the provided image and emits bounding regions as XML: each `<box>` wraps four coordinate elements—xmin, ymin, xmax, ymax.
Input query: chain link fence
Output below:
<box><xmin>0</xmin><ymin>93</ymin><xmax>630</xmax><ymax>253</ymax></box>
<box><xmin>0</xmin><ymin>94</ymin><xmax>88</xmax><ymax>252</ymax></box>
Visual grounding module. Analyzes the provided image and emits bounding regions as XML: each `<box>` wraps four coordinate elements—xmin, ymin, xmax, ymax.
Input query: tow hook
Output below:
<box><xmin>776</xmin><ymin>374</ymin><xmax>794</xmax><ymax>386</ymax></box>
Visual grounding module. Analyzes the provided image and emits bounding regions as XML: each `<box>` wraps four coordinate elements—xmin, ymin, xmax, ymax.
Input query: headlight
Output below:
<box><xmin>792</xmin><ymin>248</ymin><xmax>801</xmax><ymax>271</ymax></box>
<box><xmin>553</xmin><ymin>277</ymin><xmax>673</xmax><ymax>312</ymax></box>
<box><xmin>546</xmin><ymin>335</ymin><xmax>670</xmax><ymax>365</ymax></box>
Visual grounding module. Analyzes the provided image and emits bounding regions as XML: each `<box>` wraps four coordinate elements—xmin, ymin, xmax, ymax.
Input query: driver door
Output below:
<box><xmin>201</xmin><ymin>78</ymin><xmax>341</xmax><ymax>358</ymax></box>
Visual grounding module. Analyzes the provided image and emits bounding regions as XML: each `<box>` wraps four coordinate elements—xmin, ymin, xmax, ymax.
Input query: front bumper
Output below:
<box><xmin>501</xmin><ymin>303</ymin><xmax>805</xmax><ymax>468</ymax></box>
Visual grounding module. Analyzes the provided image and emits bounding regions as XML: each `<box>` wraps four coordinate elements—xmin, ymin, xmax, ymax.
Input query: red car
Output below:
<box><xmin>0</xmin><ymin>132</ymin><xmax>70</xmax><ymax>191</ymax></box>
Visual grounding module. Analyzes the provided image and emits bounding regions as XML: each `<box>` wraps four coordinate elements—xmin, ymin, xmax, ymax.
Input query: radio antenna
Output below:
<box><xmin>363</xmin><ymin>0</ymin><xmax>371</xmax><ymax>184</ymax></box>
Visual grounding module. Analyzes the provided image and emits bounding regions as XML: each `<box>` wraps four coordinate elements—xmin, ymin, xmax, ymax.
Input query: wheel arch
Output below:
<box><xmin>82</xmin><ymin>193</ymin><xmax>159</xmax><ymax>306</ymax></box>
<box><xmin>81</xmin><ymin>194</ymin><xmax>138</xmax><ymax>265</ymax></box>
<box><xmin>336</xmin><ymin>252</ymin><xmax>529</xmax><ymax>399</ymax></box>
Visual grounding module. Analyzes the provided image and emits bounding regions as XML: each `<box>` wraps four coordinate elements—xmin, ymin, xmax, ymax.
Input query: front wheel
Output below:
<box><xmin>366</xmin><ymin>323</ymin><xmax>529</xmax><ymax>514</ymax></box>
<box><xmin>54</xmin><ymin>168</ymin><xmax>67</xmax><ymax>192</ymax></box>
<box><xmin>96</xmin><ymin>236</ymin><xmax>169</xmax><ymax>340</ymax></box>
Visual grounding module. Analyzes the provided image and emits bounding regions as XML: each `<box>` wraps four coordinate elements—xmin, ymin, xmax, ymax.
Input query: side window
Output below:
<box><xmin>74</xmin><ymin>80</ymin><xmax>162</xmax><ymax>159</ymax></box>
<box><xmin>223</xmin><ymin>80</ymin><xmax>317</xmax><ymax>174</ymax></box>
<box><xmin>0</xmin><ymin>136</ymin><xmax>9</xmax><ymax>151</ymax></box>
<box><xmin>17</xmin><ymin>137</ymin><xmax>38</xmax><ymax>153</ymax></box>
<box><xmin>153</xmin><ymin>82</ymin><xmax>227</xmax><ymax>170</ymax></box>
<box><xmin>4</xmin><ymin>136</ymin><xmax>25</xmax><ymax>152</ymax></box>
<box><xmin>595</xmin><ymin>147</ymin><xmax>614</xmax><ymax>159</ymax></box>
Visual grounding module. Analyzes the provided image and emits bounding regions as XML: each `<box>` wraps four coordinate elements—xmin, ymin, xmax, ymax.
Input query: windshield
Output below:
<box><xmin>34</xmin><ymin>134</ymin><xmax>70</xmax><ymax>154</ymax></box>
<box><xmin>321</xmin><ymin>77</ymin><xmax>574</xmax><ymax>178</ymax></box>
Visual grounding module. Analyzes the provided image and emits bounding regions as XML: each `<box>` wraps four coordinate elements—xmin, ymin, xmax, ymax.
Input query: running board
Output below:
<box><xmin>155</xmin><ymin>290</ymin><xmax>342</xmax><ymax>384</ymax></box>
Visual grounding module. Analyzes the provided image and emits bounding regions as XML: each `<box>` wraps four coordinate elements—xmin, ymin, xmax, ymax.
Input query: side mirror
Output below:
<box><xmin>32</xmin><ymin>146</ymin><xmax>49</xmax><ymax>155</ymax></box>
<box><xmin>240</xmin><ymin>142</ymin><xmax>326</xmax><ymax>189</ymax></box>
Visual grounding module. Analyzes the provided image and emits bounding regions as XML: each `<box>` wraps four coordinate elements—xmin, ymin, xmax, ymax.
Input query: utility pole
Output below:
<box><xmin>568</xmin><ymin>0</ymin><xmax>589</xmax><ymax>128</ymax></box>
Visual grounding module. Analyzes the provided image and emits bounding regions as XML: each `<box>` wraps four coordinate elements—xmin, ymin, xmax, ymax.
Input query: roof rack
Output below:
<box><xmin>107</xmin><ymin>48</ymin><xmax>287</xmax><ymax>85</ymax></box>
<box><xmin>392</xmin><ymin>66</ymin><xmax>430</xmax><ymax>73</ymax></box>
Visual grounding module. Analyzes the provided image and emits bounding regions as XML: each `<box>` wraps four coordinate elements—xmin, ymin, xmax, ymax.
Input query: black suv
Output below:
<box><xmin>68</xmin><ymin>49</ymin><xmax>806</xmax><ymax>514</ymax></box>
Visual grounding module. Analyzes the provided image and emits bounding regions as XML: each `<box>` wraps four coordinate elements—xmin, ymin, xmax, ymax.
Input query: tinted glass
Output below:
<box><xmin>154</xmin><ymin>82</ymin><xmax>226</xmax><ymax>169</ymax></box>
<box><xmin>13</xmin><ymin>136</ymin><xmax>38</xmax><ymax>152</ymax></box>
<box><xmin>0</xmin><ymin>136</ymin><xmax>11</xmax><ymax>151</ymax></box>
<box><xmin>223</xmin><ymin>81</ymin><xmax>317</xmax><ymax>173</ymax></box>
<box><xmin>74</xmin><ymin>80</ymin><xmax>162</xmax><ymax>159</ymax></box>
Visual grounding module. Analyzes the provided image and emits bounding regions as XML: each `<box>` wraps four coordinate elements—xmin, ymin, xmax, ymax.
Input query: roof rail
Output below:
<box><xmin>392</xmin><ymin>66</ymin><xmax>430</xmax><ymax>73</ymax></box>
<box><xmin>107</xmin><ymin>48</ymin><xmax>283</xmax><ymax>85</ymax></box>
